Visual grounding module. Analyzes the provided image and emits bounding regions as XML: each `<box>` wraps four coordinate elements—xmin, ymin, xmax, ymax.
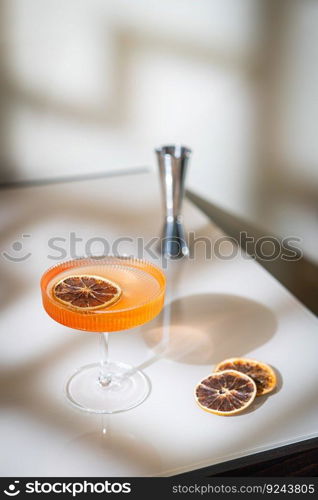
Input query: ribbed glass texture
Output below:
<box><xmin>41</xmin><ymin>257</ymin><xmax>166</xmax><ymax>332</ymax></box>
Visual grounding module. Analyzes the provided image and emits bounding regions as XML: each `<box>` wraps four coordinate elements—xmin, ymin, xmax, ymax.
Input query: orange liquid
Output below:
<box><xmin>41</xmin><ymin>257</ymin><xmax>166</xmax><ymax>332</ymax></box>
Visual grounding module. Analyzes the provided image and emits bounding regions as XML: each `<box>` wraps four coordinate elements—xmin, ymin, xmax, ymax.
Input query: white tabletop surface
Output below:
<box><xmin>0</xmin><ymin>170</ymin><xmax>317</xmax><ymax>477</ymax></box>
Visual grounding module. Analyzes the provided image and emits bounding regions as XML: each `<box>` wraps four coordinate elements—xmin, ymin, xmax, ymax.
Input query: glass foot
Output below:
<box><xmin>65</xmin><ymin>362</ymin><xmax>151</xmax><ymax>414</ymax></box>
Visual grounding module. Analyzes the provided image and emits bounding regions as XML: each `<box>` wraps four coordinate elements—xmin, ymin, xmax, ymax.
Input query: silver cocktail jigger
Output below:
<box><xmin>155</xmin><ymin>145</ymin><xmax>192</xmax><ymax>259</ymax></box>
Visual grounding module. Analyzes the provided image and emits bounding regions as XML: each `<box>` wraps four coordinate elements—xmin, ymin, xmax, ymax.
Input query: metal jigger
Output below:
<box><xmin>155</xmin><ymin>145</ymin><xmax>191</xmax><ymax>258</ymax></box>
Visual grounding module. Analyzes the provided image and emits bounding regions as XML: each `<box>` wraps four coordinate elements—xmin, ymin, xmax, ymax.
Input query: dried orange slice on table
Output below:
<box><xmin>52</xmin><ymin>275</ymin><xmax>121</xmax><ymax>311</ymax></box>
<box><xmin>215</xmin><ymin>358</ymin><xmax>277</xmax><ymax>396</ymax></box>
<box><xmin>195</xmin><ymin>370</ymin><xmax>257</xmax><ymax>416</ymax></box>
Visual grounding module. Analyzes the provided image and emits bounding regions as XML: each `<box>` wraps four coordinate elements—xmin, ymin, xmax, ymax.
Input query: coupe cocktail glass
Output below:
<box><xmin>41</xmin><ymin>257</ymin><xmax>166</xmax><ymax>414</ymax></box>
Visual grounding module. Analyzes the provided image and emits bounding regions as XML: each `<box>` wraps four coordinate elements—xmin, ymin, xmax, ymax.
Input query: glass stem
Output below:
<box><xmin>98</xmin><ymin>332</ymin><xmax>112</xmax><ymax>387</ymax></box>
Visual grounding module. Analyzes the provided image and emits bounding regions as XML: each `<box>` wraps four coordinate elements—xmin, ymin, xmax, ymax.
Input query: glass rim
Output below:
<box><xmin>41</xmin><ymin>255</ymin><xmax>166</xmax><ymax>315</ymax></box>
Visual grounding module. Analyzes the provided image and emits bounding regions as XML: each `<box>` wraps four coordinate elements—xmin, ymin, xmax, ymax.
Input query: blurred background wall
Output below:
<box><xmin>0</xmin><ymin>0</ymin><xmax>317</xmax><ymax>264</ymax></box>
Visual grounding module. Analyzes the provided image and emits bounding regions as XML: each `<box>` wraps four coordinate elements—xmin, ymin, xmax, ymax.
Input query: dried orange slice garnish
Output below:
<box><xmin>52</xmin><ymin>275</ymin><xmax>121</xmax><ymax>311</ymax></box>
<box><xmin>214</xmin><ymin>358</ymin><xmax>277</xmax><ymax>396</ymax></box>
<box><xmin>195</xmin><ymin>370</ymin><xmax>256</xmax><ymax>416</ymax></box>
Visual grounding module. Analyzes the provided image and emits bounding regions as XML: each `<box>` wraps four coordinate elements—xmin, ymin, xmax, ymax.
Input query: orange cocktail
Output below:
<box><xmin>41</xmin><ymin>257</ymin><xmax>166</xmax><ymax>413</ymax></box>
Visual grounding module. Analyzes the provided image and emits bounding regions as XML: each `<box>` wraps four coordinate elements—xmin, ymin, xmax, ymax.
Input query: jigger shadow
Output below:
<box><xmin>143</xmin><ymin>293</ymin><xmax>277</xmax><ymax>366</ymax></box>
